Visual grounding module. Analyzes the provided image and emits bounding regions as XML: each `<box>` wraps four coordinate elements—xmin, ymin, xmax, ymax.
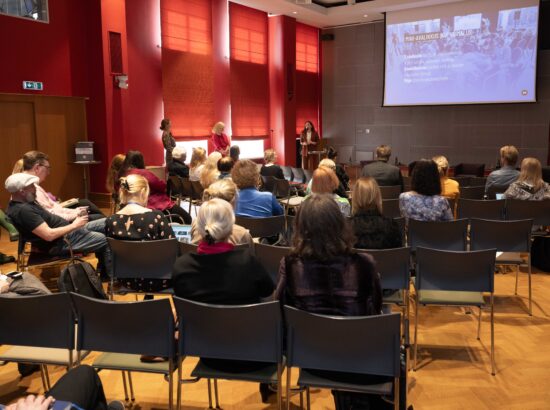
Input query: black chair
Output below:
<box><xmin>71</xmin><ymin>293</ymin><xmax>176</xmax><ymax>407</ymax></box>
<box><xmin>457</xmin><ymin>199</ymin><xmax>505</xmax><ymax>220</ymax></box>
<box><xmin>190</xmin><ymin>180</ymin><xmax>205</xmax><ymax>214</ymax></box>
<box><xmin>486</xmin><ymin>184</ymin><xmax>509</xmax><ymax>200</ymax></box>
<box><xmin>380</xmin><ymin>185</ymin><xmax>402</xmax><ymax>199</ymax></box>
<box><xmin>506</xmin><ymin>199</ymin><xmax>550</xmax><ymax>227</ymax></box>
<box><xmin>107</xmin><ymin>238</ymin><xmax>179</xmax><ymax>298</ymax></box>
<box><xmin>181</xmin><ymin>178</ymin><xmax>197</xmax><ymax>213</ymax></box>
<box><xmin>382</xmin><ymin>199</ymin><xmax>401</xmax><ymax>218</ymax></box>
<box><xmin>408</xmin><ymin>162</ymin><xmax>417</xmax><ymax>175</ymax></box>
<box><xmin>470</xmin><ymin>218</ymin><xmax>534</xmax><ymax>315</ymax></box>
<box><xmin>285</xmin><ymin>307</ymin><xmax>401</xmax><ymax>410</ymax></box>
<box><xmin>254</xmin><ymin>243</ymin><xmax>290</xmax><ymax>284</ymax></box>
<box><xmin>414</xmin><ymin>248</ymin><xmax>496</xmax><ymax>375</ymax></box>
<box><xmin>450</xmin><ymin>176</ymin><xmax>471</xmax><ymax>187</ymax></box>
<box><xmin>235</xmin><ymin>215</ymin><xmax>285</xmax><ymax>239</ymax></box>
<box><xmin>303</xmin><ymin>169</ymin><xmax>313</xmax><ymax>184</ymax></box>
<box><xmin>261</xmin><ymin>175</ymin><xmax>277</xmax><ymax>193</ymax></box>
<box><xmin>453</xmin><ymin>163</ymin><xmax>485</xmax><ymax>177</ymax></box>
<box><xmin>0</xmin><ymin>293</ymin><xmax>79</xmax><ymax>391</ymax></box>
<box><xmin>280</xmin><ymin>165</ymin><xmax>293</xmax><ymax>181</ymax></box>
<box><xmin>394</xmin><ymin>217</ymin><xmax>406</xmax><ymax>246</ymax></box>
<box><xmin>408</xmin><ymin>219</ymin><xmax>468</xmax><ymax>251</ymax></box>
<box><xmin>291</xmin><ymin>167</ymin><xmax>306</xmax><ymax>184</ymax></box>
<box><xmin>17</xmin><ymin>237</ymin><xmax>78</xmax><ymax>272</ymax></box>
<box><xmin>460</xmin><ymin>186</ymin><xmax>485</xmax><ymax>200</ymax></box>
<box><xmin>174</xmin><ymin>298</ymin><xmax>283</xmax><ymax>410</ymax></box>
<box><xmin>468</xmin><ymin>177</ymin><xmax>487</xmax><ymax>187</ymax></box>
<box><xmin>168</xmin><ymin>175</ymin><xmax>184</xmax><ymax>206</ymax></box>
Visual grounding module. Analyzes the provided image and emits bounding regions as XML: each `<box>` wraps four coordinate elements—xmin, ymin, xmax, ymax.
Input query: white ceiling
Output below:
<box><xmin>231</xmin><ymin>0</ymin><xmax>467</xmax><ymax>28</ymax></box>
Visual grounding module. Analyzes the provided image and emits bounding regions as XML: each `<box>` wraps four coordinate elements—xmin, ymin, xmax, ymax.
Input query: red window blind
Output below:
<box><xmin>161</xmin><ymin>0</ymin><xmax>214</xmax><ymax>137</ymax></box>
<box><xmin>229</xmin><ymin>3</ymin><xmax>269</xmax><ymax>137</ymax></box>
<box><xmin>296</xmin><ymin>23</ymin><xmax>320</xmax><ymax>134</ymax></box>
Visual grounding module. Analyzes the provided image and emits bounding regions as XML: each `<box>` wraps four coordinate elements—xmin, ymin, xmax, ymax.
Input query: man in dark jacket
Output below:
<box><xmin>167</xmin><ymin>147</ymin><xmax>189</xmax><ymax>178</ymax></box>
<box><xmin>361</xmin><ymin>145</ymin><xmax>404</xmax><ymax>190</ymax></box>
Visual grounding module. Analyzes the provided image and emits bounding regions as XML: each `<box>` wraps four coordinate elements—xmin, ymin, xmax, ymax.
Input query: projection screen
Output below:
<box><xmin>384</xmin><ymin>0</ymin><xmax>540</xmax><ymax>106</ymax></box>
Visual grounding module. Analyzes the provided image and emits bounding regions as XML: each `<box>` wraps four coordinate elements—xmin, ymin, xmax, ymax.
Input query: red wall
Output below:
<box><xmin>0</xmin><ymin>0</ymin><xmax>90</xmax><ymax>97</ymax></box>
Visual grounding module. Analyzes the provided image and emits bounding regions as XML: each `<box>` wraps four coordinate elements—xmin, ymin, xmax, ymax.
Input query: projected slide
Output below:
<box><xmin>384</xmin><ymin>0</ymin><xmax>539</xmax><ymax>106</ymax></box>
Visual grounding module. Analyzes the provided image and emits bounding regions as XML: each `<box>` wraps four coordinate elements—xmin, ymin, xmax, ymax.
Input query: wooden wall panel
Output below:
<box><xmin>0</xmin><ymin>94</ymin><xmax>87</xmax><ymax>209</ymax></box>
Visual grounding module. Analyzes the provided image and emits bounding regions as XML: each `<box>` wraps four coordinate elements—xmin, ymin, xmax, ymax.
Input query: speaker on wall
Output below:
<box><xmin>320</xmin><ymin>33</ymin><xmax>335</xmax><ymax>41</ymax></box>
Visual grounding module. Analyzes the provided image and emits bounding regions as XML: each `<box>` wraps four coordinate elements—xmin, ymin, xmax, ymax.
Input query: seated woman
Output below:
<box><xmin>217</xmin><ymin>156</ymin><xmax>234</xmax><ymax>180</ymax></box>
<box><xmin>189</xmin><ymin>147</ymin><xmax>207</xmax><ymax>182</ymax></box>
<box><xmin>352</xmin><ymin>177</ymin><xmax>402</xmax><ymax>249</ymax></box>
<box><xmin>260</xmin><ymin>149</ymin><xmax>284</xmax><ymax>180</ymax></box>
<box><xmin>327</xmin><ymin>147</ymin><xmax>350</xmax><ymax>191</ymax></box>
<box><xmin>399</xmin><ymin>159</ymin><xmax>453</xmax><ymax>221</ymax></box>
<box><xmin>305</xmin><ymin>159</ymin><xmax>348</xmax><ymax>199</ymax></box>
<box><xmin>106</xmin><ymin>154</ymin><xmax>125</xmax><ymax>211</ymax></box>
<box><xmin>232</xmin><ymin>159</ymin><xmax>284</xmax><ymax>217</ymax></box>
<box><xmin>275</xmin><ymin>194</ymin><xmax>384</xmax><ymax>409</ymax></box>
<box><xmin>172</xmin><ymin>198</ymin><xmax>274</xmax><ymax>304</ymax></box>
<box><xmin>105</xmin><ymin>174</ymin><xmax>175</xmax><ymax>292</ymax></box>
<box><xmin>190</xmin><ymin>179</ymin><xmax>253</xmax><ymax>247</ymax></box>
<box><xmin>310</xmin><ymin>167</ymin><xmax>351</xmax><ymax>216</ymax></box>
<box><xmin>200</xmin><ymin>151</ymin><xmax>222</xmax><ymax>188</ymax></box>
<box><xmin>504</xmin><ymin>157</ymin><xmax>550</xmax><ymax>200</ymax></box>
<box><xmin>432</xmin><ymin>155</ymin><xmax>459</xmax><ymax>200</ymax></box>
<box><xmin>118</xmin><ymin>150</ymin><xmax>192</xmax><ymax>224</ymax></box>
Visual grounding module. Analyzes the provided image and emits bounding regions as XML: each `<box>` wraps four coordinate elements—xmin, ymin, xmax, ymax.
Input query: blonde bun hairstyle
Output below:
<box><xmin>196</xmin><ymin>198</ymin><xmax>235</xmax><ymax>244</ymax></box>
<box><xmin>118</xmin><ymin>174</ymin><xmax>150</xmax><ymax>205</ymax></box>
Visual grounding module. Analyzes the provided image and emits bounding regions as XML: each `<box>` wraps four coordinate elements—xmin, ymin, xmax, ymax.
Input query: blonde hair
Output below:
<box><xmin>196</xmin><ymin>198</ymin><xmax>235</xmax><ymax>243</ymax></box>
<box><xmin>432</xmin><ymin>155</ymin><xmax>449</xmax><ymax>177</ymax></box>
<box><xmin>376</xmin><ymin>145</ymin><xmax>391</xmax><ymax>161</ymax></box>
<box><xmin>264</xmin><ymin>149</ymin><xmax>277</xmax><ymax>164</ymax></box>
<box><xmin>231</xmin><ymin>159</ymin><xmax>260</xmax><ymax>189</ymax></box>
<box><xmin>311</xmin><ymin>167</ymin><xmax>339</xmax><ymax>194</ymax></box>
<box><xmin>190</xmin><ymin>147</ymin><xmax>207</xmax><ymax>169</ymax></box>
<box><xmin>517</xmin><ymin>157</ymin><xmax>544</xmax><ymax>191</ymax></box>
<box><xmin>500</xmin><ymin>145</ymin><xmax>519</xmax><ymax>166</ymax></box>
<box><xmin>106</xmin><ymin>154</ymin><xmax>125</xmax><ymax>193</ymax></box>
<box><xmin>202</xmin><ymin>179</ymin><xmax>238</xmax><ymax>204</ymax></box>
<box><xmin>12</xmin><ymin>159</ymin><xmax>24</xmax><ymax>174</ymax></box>
<box><xmin>318</xmin><ymin>158</ymin><xmax>336</xmax><ymax>170</ymax></box>
<box><xmin>200</xmin><ymin>152</ymin><xmax>222</xmax><ymax>188</ymax></box>
<box><xmin>118</xmin><ymin>174</ymin><xmax>150</xmax><ymax>205</ymax></box>
<box><xmin>212</xmin><ymin>121</ymin><xmax>225</xmax><ymax>135</ymax></box>
<box><xmin>352</xmin><ymin>177</ymin><xmax>382</xmax><ymax>215</ymax></box>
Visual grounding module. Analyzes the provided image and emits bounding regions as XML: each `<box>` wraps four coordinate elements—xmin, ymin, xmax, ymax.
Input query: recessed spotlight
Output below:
<box><xmin>292</xmin><ymin>11</ymin><xmax>298</xmax><ymax>14</ymax></box>
<box><xmin>363</xmin><ymin>14</ymin><xmax>368</xmax><ymax>18</ymax></box>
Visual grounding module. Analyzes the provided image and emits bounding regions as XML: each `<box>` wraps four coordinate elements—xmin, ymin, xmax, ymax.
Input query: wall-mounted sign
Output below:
<box><xmin>22</xmin><ymin>81</ymin><xmax>43</xmax><ymax>91</ymax></box>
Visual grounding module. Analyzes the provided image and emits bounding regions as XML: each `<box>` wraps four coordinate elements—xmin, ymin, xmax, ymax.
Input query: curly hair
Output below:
<box><xmin>231</xmin><ymin>159</ymin><xmax>259</xmax><ymax>189</ymax></box>
<box><xmin>411</xmin><ymin>159</ymin><xmax>441</xmax><ymax>196</ymax></box>
<box><xmin>292</xmin><ymin>194</ymin><xmax>355</xmax><ymax>261</ymax></box>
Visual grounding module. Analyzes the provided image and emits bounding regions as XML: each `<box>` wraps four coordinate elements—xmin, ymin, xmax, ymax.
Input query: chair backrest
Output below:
<box><xmin>451</xmin><ymin>176</ymin><xmax>471</xmax><ymax>187</ymax></box>
<box><xmin>355</xmin><ymin>247</ymin><xmax>410</xmax><ymax>291</ymax></box>
<box><xmin>291</xmin><ymin>167</ymin><xmax>305</xmax><ymax>184</ymax></box>
<box><xmin>470</xmin><ymin>218</ymin><xmax>533</xmax><ymax>253</ymax></box>
<box><xmin>108</xmin><ymin>238</ymin><xmax>179</xmax><ymax>280</ymax></box>
<box><xmin>274</xmin><ymin>178</ymin><xmax>291</xmax><ymax>198</ymax></box>
<box><xmin>181</xmin><ymin>177</ymin><xmax>194</xmax><ymax>198</ymax></box>
<box><xmin>542</xmin><ymin>167</ymin><xmax>550</xmax><ymax>184</ymax></box>
<box><xmin>468</xmin><ymin>177</ymin><xmax>487</xmax><ymax>187</ymax></box>
<box><xmin>174</xmin><ymin>297</ymin><xmax>282</xmax><ymax>363</ymax></box>
<box><xmin>381</xmin><ymin>199</ymin><xmax>400</xmax><ymax>218</ymax></box>
<box><xmin>254</xmin><ymin>243</ymin><xmax>290</xmax><ymax>284</ymax></box>
<box><xmin>394</xmin><ymin>217</ymin><xmax>406</xmax><ymax>246</ymax></box>
<box><xmin>486</xmin><ymin>184</ymin><xmax>509</xmax><ymax>200</ymax></box>
<box><xmin>408</xmin><ymin>219</ymin><xmax>468</xmax><ymax>251</ymax></box>
<box><xmin>505</xmin><ymin>199</ymin><xmax>550</xmax><ymax>226</ymax></box>
<box><xmin>303</xmin><ymin>169</ymin><xmax>313</xmax><ymax>183</ymax></box>
<box><xmin>379</xmin><ymin>185</ymin><xmax>401</xmax><ymax>199</ymax></box>
<box><xmin>71</xmin><ymin>293</ymin><xmax>175</xmax><ymax>357</ymax></box>
<box><xmin>285</xmin><ymin>307</ymin><xmax>401</xmax><ymax>377</ymax></box>
<box><xmin>454</xmin><ymin>163</ymin><xmax>485</xmax><ymax>177</ymax></box>
<box><xmin>416</xmin><ymin>247</ymin><xmax>495</xmax><ymax>293</ymax></box>
<box><xmin>190</xmin><ymin>180</ymin><xmax>204</xmax><ymax>200</ymax></box>
<box><xmin>235</xmin><ymin>215</ymin><xmax>285</xmax><ymax>238</ymax></box>
<box><xmin>457</xmin><ymin>199</ymin><xmax>505</xmax><ymax>220</ymax></box>
<box><xmin>460</xmin><ymin>186</ymin><xmax>485</xmax><ymax>200</ymax></box>
<box><xmin>280</xmin><ymin>165</ymin><xmax>292</xmax><ymax>181</ymax></box>
<box><xmin>168</xmin><ymin>176</ymin><xmax>184</xmax><ymax>197</ymax></box>
<box><xmin>179</xmin><ymin>241</ymin><xmax>250</xmax><ymax>255</ymax></box>
<box><xmin>0</xmin><ymin>293</ymin><xmax>74</xmax><ymax>349</ymax></box>
<box><xmin>260</xmin><ymin>175</ymin><xmax>277</xmax><ymax>194</ymax></box>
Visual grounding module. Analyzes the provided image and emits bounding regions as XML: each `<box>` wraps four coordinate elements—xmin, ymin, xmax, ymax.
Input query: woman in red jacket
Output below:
<box><xmin>117</xmin><ymin>150</ymin><xmax>191</xmax><ymax>224</ymax></box>
<box><xmin>211</xmin><ymin>121</ymin><xmax>230</xmax><ymax>156</ymax></box>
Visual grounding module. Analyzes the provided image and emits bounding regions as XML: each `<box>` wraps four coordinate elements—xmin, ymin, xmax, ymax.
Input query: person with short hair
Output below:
<box><xmin>189</xmin><ymin>179</ymin><xmax>253</xmax><ymax>246</ymax></box>
<box><xmin>200</xmin><ymin>152</ymin><xmax>222</xmax><ymax>188</ymax></box>
<box><xmin>189</xmin><ymin>147</ymin><xmax>207</xmax><ymax>182</ymax></box>
<box><xmin>310</xmin><ymin>167</ymin><xmax>350</xmax><ymax>216</ymax></box>
<box><xmin>433</xmin><ymin>155</ymin><xmax>460</xmax><ymax>200</ymax></box>
<box><xmin>211</xmin><ymin>121</ymin><xmax>231</xmax><ymax>156</ymax></box>
<box><xmin>260</xmin><ymin>149</ymin><xmax>284</xmax><ymax>180</ymax></box>
<box><xmin>504</xmin><ymin>157</ymin><xmax>550</xmax><ymax>200</ymax></box>
<box><xmin>352</xmin><ymin>177</ymin><xmax>402</xmax><ymax>249</ymax></box>
<box><xmin>168</xmin><ymin>146</ymin><xmax>189</xmax><ymax>179</ymax></box>
<box><xmin>217</xmin><ymin>157</ymin><xmax>234</xmax><ymax>179</ymax></box>
<box><xmin>5</xmin><ymin>173</ymin><xmax>112</xmax><ymax>277</ymax></box>
<box><xmin>485</xmin><ymin>145</ymin><xmax>520</xmax><ymax>193</ymax></box>
<box><xmin>160</xmin><ymin>118</ymin><xmax>175</xmax><ymax>165</ymax></box>
<box><xmin>274</xmin><ymin>193</ymin><xmax>384</xmax><ymax>409</ymax></box>
<box><xmin>399</xmin><ymin>159</ymin><xmax>453</xmax><ymax>221</ymax></box>
<box><xmin>361</xmin><ymin>144</ymin><xmax>404</xmax><ymax>190</ymax></box>
<box><xmin>229</xmin><ymin>145</ymin><xmax>240</xmax><ymax>162</ymax></box>
<box><xmin>232</xmin><ymin>160</ymin><xmax>283</xmax><ymax>217</ymax></box>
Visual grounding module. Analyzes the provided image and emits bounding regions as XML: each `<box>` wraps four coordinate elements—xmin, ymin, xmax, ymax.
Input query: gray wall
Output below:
<box><xmin>322</xmin><ymin>22</ymin><xmax>550</xmax><ymax>168</ymax></box>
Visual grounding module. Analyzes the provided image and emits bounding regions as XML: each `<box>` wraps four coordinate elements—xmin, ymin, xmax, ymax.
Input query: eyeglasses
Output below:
<box><xmin>39</xmin><ymin>163</ymin><xmax>51</xmax><ymax>170</ymax></box>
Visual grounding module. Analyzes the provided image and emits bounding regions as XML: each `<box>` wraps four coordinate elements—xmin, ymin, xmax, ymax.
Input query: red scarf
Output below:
<box><xmin>197</xmin><ymin>241</ymin><xmax>234</xmax><ymax>255</ymax></box>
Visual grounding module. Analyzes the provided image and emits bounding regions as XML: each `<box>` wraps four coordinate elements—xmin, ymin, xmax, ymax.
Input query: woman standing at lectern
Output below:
<box><xmin>299</xmin><ymin>120</ymin><xmax>320</xmax><ymax>171</ymax></box>
<box><xmin>160</xmin><ymin>118</ymin><xmax>176</xmax><ymax>165</ymax></box>
<box><xmin>211</xmin><ymin>121</ymin><xmax>231</xmax><ymax>156</ymax></box>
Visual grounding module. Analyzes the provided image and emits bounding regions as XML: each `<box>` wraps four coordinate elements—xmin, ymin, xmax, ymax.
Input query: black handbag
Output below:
<box><xmin>531</xmin><ymin>236</ymin><xmax>550</xmax><ymax>272</ymax></box>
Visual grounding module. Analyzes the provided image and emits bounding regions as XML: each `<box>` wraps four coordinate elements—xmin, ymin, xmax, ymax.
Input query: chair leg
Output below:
<box><xmin>477</xmin><ymin>306</ymin><xmax>482</xmax><ymax>340</ymax></box>
<box><xmin>39</xmin><ymin>365</ymin><xmax>48</xmax><ymax>392</ymax></box>
<box><xmin>121</xmin><ymin>371</ymin><xmax>129</xmax><ymax>402</ymax></box>
<box><xmin>213</xmin><ymin>379</ymin><xmax>220</xmax><ymax>409</ymax></box>
<box><xmin>514</xmin><ymin>264</ymin><xmax>519</xmax><ymax>295</ymax></box>
<box><xmin>394</xmin><ymin>376</ymin><xmax>400</xmax><ymax>410</ymax></box>
<box><xmin>413</xmin><ymin>297</ymin><xmax>420</xmax><ymax>371</ymax></box>
<box><xmin>207</xmin><ymin>379</ymin><xmax>213</xmax><ymax>409</ymax></box>
<box><xmin>43</xmin><ymin>365</ymin><xmax>52</xmax><ymax>391</ymax></box>
<box><xmin>168</xmin><ymin>361</ymin><xmax>174</xmax><ymax>410</ymax></box>
<box><xmin>286</xmin><ymin>367</ymin><xmax>291</xmax><ymax>410</ymax></box>
<box><xmin>490</xmin><ymin>293</ymin><xmax>496</xmax><ymax>376</ymax></box>
<box><xmin>128</xmin><ymin>371</ymin><xmax>135</xmax><ymax>401</ymax></box>
<box><xmin>299</xmin><ymin>390</ymin><xmax>304</xmax><ymax>410</ymax></box>
<box><xmin>306</xmin><ymin>387</ymin><xmax>310</xmax><ymax>410</ymax></box>
<box><xmin>277</xmin><ymin>363</ymin><xmax>283</xmax><ymax>410</ymax></box>
<box><xmin>176</xmin><ymin>357</ymin><xmax>183</xmax><ymax>410</ymax></box>
<box><xmin>528</xmin><ymin>254</ymin><xmax>532</xmax><ymax>316</ymax></box>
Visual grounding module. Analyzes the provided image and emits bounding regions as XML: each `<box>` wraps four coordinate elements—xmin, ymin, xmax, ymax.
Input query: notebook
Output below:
<box><xmin>171</xmin><ymin>223</ymin><xmax>192</xmax><ymax>243</ymax></box>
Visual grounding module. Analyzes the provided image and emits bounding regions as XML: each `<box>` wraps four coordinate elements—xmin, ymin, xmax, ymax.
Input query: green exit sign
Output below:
<box><xmin>22</xmin><ymin>81</ymin><xmax>44</xmax><ymax>91</ymax></box>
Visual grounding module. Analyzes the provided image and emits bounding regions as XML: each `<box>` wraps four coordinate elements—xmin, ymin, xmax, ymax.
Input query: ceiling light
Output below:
<box><xmin>293</xmin><ymin>11</ymin><xmax>298</xmax><ymax>14</ymax></box>
<box><xmin>363</xmin><ymin>14</ymin><xmax>368</xmax><ymax>18</ymax></box>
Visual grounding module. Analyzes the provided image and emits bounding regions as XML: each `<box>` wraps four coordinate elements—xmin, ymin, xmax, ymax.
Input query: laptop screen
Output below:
<box><xmin>171</xmin><ymin>224</ymin><xmax>192</xmax><ymax>243</ymax></box>
<box><xmin>495</xmin><ymin>193</ymin><xmax>504</xmax><ymax>200</ymax></box>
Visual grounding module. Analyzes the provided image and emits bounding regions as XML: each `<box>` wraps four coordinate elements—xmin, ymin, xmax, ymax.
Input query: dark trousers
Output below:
<box><xmin>166</xmin><ymin>204</ymin><xmax>192</xmax><ymax>224</ymax></box>
<box><xmin>48</xmin><ymin>365</ymin><xmax>108</xmax><ymax>410</ymax></box>
<box><xmin>68</xmin><ymin>199</ymin><xmax>106</xmax><ymax>221</ymax></box>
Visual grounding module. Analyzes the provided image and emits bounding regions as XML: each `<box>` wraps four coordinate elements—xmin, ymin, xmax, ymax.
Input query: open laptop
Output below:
<box><xmin>495</xmin><ymin>193</ymin><xmax>505</xmax><ymax>200</ymax></box>
<box><xmin>170</xmin><ymin>223</ymin><xmax>193</xmax><ymax>243</ymax></box>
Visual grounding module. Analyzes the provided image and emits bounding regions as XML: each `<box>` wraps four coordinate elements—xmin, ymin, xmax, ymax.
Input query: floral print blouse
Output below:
<box><xmin>399</xmin><ymin>192</ymin><xmax>453</xmax><ymax>222</ymax></box>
